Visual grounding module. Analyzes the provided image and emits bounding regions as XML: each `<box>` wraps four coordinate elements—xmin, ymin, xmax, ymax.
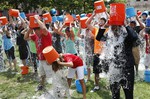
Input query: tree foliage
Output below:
<box><xmin>0</xmin><ymin>0</ymin><xmax>126</xmax><ymax>14</ymax></box>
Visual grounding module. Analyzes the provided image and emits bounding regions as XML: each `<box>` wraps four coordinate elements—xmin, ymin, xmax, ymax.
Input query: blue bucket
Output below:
<box><xmin>84</xmin><ymin>68</ymin><xmax>88</xmax><ymax>75</ymax></box>
<box><xmin>75</xmin><ymin>80</ymin><xmax>86</xmax><ymax>93</ymax></box>
<box><xmin>72</xmin><ymin>14</ymin><xmax>76</xmax><ymax>19</ymax></box>
<box><xmin>126</xmin><ymin>7</ymin><xmax>136</xmax><ymax>18</ymax></box>
<box><xmin>51</xmin><ymin>8</ymin><xmax>57</xmax><ymax>15</ymax></box>
<box><xmin>52</xmin><ymin>16</ymin><xmax>57</xmax><ymax>23</ymax></box>
<box><xmin>146</xmin><ymin>18</ymin><xmax>150</xmax><ymax>27</ymax></box>
<box><xmin>144</xmin><ymin>70</ymin><xmax>150</xmax><ymax>82</ymax></box>
<box><xmin>80</xmin><ymin>13</ymin><xmax>86</xmax><ymax>18</ymax></box>
<box><xmin>57</xmin><ymin>15</ymin><xmax>64</xmax><ymax>22</ymax></box>
<box><xmin>20</xmin><ymin>12</ymin><xmax>26</xmax><ymax>19</ymax></box>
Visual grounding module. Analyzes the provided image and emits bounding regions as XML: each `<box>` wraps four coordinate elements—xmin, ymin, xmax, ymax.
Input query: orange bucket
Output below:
<box><xmin>109</xmin><ymin>3</ymin><xmax>125</xmax><ymax>25</ymax></box>
<box><xmin>64</xmin><ymin>14</ymin><xmax>74</xmax><ymax>26</ymax></box>
<box><xmin>43</xmin><ymin>12</ymin><xmax>52</xmax><ymax>23</ymax></box>
<box><xmin>21</xmin><ymin>66</ymin><xmax>29</xmax><ymax>75</ymax></box>
<box><xmin>94</xmin><ymin>0</ymin><xmax>106</xmax><ymax>13</ymax></box>
<box><xmin>42</xmin><ymin>46</ymin><xmax>59</xmax><ymax>64</ymax></box>
<box><xmin>29</xmin><ymin>16</ymin><xmax>40</xmax><ymax>28</ymax></box>
<box><xmin>0</xmin><ymin>16</ymin><xmax>8</xmax><ymax>25</ymax></box>
<box><xmin>80</xmin><ymin>17</ymin><xmax>88</xmax><ymax>29</ymax></box>
<box><xmin>9</xmin><ymin>9</ymin><xmax>19</xmax><ymax>17</ymax></box>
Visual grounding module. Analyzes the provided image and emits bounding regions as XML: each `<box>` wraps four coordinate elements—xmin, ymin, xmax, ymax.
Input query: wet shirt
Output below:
<box><xmin>2</xmin><ymin>34</ymin><xmax>13</xmax><ymax>50</ymax></box>
<box><xmin>16</xmin><ymin>29</ymin><xmax>28</xmax><ymax>46</ymax></box>
<box><xmin>52</xmin><ymin>32</ymin><xmax>62</xmax><ymax>53</ymax></box>
<box><xmin>63</xmin><ymin>53</ymin><xmax>83</xmax><ymax>68</ymax></box>
<box><xmin>30</xmin><ymin>32</ymin><xmax>52</xmax><ymax>60</ymax></box>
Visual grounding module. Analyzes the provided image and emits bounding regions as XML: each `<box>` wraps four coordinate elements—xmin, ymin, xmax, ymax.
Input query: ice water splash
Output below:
<box><xmin>99</xmin><ymin>26</ymin><xmax>130</xmax><ymax>87</ymax></box>
<box><xmin>52</xmin><ymin>69</ymin><xmax>71</xmax><ymax>99</ymax></box>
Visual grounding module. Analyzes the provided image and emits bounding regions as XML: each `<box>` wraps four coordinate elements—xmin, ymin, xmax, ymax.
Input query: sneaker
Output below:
<box><xmin>90</xmin><ymin>86</ymin><xmax>100</xmax><ymax>92</ymax></box>
<box><xmin>36</xmin><ymin>85</ymin><xmax>44</xmax><ymax>91</ymax></box>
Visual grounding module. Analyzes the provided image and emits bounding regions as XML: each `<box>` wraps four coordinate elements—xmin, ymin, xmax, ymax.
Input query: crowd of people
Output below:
<box><xmin>0</xmin><ymin>4</ymin><xmax>150</xmax><ymax>99</ymax></box>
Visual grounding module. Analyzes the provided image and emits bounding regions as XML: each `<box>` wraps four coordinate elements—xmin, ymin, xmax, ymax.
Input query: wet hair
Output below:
<box><xmin>52</xmin><ymin>61</ymin><xmax>63</xmax><ymax>72</ymax></box>
<box><xmin>45</xmin><ymin>24</ymin><xmax>50</xmax><ymax>29</ymax></box>
<box><xmin>130</xmin><ymin>21</ymin><xmax>136</xmax><ymax>26</ymax></box>
<box><xmin>65</xmin><ymin>27</ymin><xmax>70</xmax><ymax>32</ymax></box>
<box><xmin>100</xmin><ymin>18</ymin><xmax>107</xmax><ymax>23</ymax></box>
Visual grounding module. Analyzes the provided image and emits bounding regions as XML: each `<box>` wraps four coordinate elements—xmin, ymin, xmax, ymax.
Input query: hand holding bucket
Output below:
<box><xmin>43</xmin><ymin>46</ymin><xmax>59</xmax><ymax>64</ymax></box>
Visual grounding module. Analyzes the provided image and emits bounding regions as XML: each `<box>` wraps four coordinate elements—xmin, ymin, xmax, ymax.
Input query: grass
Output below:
<box><xmin>0</xmin><ymin>69</ymin><xmax>150</xmax><ymax>99</ymax></box>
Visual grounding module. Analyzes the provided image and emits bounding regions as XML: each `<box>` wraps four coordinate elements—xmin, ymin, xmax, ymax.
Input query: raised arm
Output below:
<box><xmin>24</xmin><ymin>28</ymin><xmax>33</xmax><ymax>40</ymax></box>
<box><xmin>34</xmin><ymin>15</ymin><xmax>48</xmax><ymax>35</ymax></box>
<box><xmin>136</xmin><ymin>15</ymin><xmax>145</xmax><ymax>29</ymax></box>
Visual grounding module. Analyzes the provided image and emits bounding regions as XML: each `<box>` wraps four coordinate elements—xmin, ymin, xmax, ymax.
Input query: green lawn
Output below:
<box><xmin>0</xmin><ymin>69</ymin><xmax>150</xmax><ymax>99</ymax></box>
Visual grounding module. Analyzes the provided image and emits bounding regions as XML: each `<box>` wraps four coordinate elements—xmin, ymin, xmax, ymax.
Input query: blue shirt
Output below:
<box><xmin>65</xmin><ymin>38</ymin><xmax>77</xmax><ymax>54</ymax></box>
<box><xmin>2</xmin><ymin>34</ymin><xmax>13</xmax><ymax>50</ymax></box>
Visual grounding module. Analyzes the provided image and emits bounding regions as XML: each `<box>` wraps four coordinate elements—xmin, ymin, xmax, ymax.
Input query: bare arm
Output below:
<box><xmin>58</xmin><ymin>23</ymin><xmax>66</xmax><ymax>36</ymax></box>
<box><xmin>34</xmin><ymin>15</ymin><xmax>48</xmax><ymax>36</ymax></box>
<box><xmin>24</xmin><ymin>28</ymin><xmax>33</xmax><ymax>40</ymax></box>
<box><xmin>139</xmin><ymin>28</ymin><xmax>145</xmax><ymax>38</ymax></box>
<box><xmin>136</xmin><ymin>15</ymin><xmax>145</xmax><ymax>29</ymax></box>
<box><xmin>85</xmin><ymin>10</ymin><xmax>96</xmax><ymax>32</ymax></box>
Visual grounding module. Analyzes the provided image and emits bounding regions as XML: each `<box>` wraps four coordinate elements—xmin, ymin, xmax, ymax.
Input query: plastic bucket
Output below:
<box><xmin>137</xmin><ymin>11</ymin><xmax>142</xmax><ymax>16</ymax></box>
<box><xmin>51</xmin><ymin>8</ymin><xmax>57</xmax><ymax>15</ymax></box>
<box><xmin>57</xmin><ymin>15</ymin><xmax>64</xmax><ymax>22</ymax></box>
<box><xmin>43</xmin><ymin>13</ymin><xmax>52</xmax><ymax>23</ymax></box>
<box><xmin>29</xmin><ymin>16</ymin><xmax>40</xmax><ymax>28</ymax></box>
<box><xmin>52</xmin><ymin>16</ymin><xmax>57</xmax><ymax>23</ymax></box>
<box><xmin>109</xmin><ymin>3</ymin><xmax>125</xmax><ymax>25</ymax></box>
<box><xmin>80</xmin><ymin>14</ymin><xmax>86</xmax><ymax>18</ymax></box>
<box><xmin>94</xmin><ymin>0</ymin><xmax>106</xmax><ymax>13</ymax></box>
<box><xmin>0</xmin><ymin>16</ymin><xmax>8</xmax><ymax>25</ymax></box>
<box><xmin>9</xmin><ymin>9</ymin><xmax>19</xmax><ymax>17</ymax></box>
<box><xmin>144</xmin><ymin>70</ymin><xmax>150</xmax><ymax>82</ymax></box>
<box><xmin>20</xmin><ymin>12</ymin><xmax>26</xmax><ymax>19</ymax></box>
<box><xmin>80</xmin><ymin>17</ymin><xmax>88</xmax><ymax>29</ymax></box>
<box><xmin>21</xmin><ymin>66</ymin><xmax>29</xmax><ymax>75</ymax></box>
<box><xmin>126</xmin><ymin>7</ymin><xmax>136</xmax><ymax>18</ymax></box>
<box><xmin>42</xmin><ymin>46</ymin><xmax>59</xmax><ymax>64</ymax></box>
<box><xmin>86</xmin><ymin>13</ymin><xmax>92</xmax><ymax>17</ymax></box>
<box><xmin>146</xmin><ymin>18</ymin><xmax>150</xmax><ymax>27</ymax></box>
<box><xmin>64</xmin><ymin>14</ymin><xmax>74</xmax><ymax>26</ymax></box>
<box><xmin>76</xmin><ymin>15</ymin><xmax>80</xmax><ymax>21</ymax></box>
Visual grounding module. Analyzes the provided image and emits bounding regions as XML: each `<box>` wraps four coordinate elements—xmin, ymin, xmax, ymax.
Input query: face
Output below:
<box><xmin>111</xmin><ymin>25</ymin><xmax>121</xmax><ymax>36</ymax></box>
<box><xmin>34</xmin><ymin>28</ymin><xmax>41</xmax><ymax>36</ymax></box>
<box><xmin>130</xmin><ymin>23</ymin><xmax>136</xmax><ymax>29</ymax></box>
<box><xmin>142</xmin><ymin>15</ymin><xmax>147</xmax><ymax>20</ymax></box>
<box><xmin>99</xmin><ymin>19</ymin><xmax>105</xmax><ymax>26</ymax></box>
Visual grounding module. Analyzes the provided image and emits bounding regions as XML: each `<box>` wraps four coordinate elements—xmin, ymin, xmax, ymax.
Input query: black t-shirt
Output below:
<box><xmin>16</xmin><ymin>29</ymin><xmax>28</xmax><ymax>46</ymax></box>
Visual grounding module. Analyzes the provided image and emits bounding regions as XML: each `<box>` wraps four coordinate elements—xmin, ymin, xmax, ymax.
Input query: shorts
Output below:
<box><xmin>5</xmin><ymin>46</ymin><xmax>15</xmax><ymax>60</ymax></box>
<box><xmin>93</xmin><ymin>54</ymin><xmax>102</xmax><ymax>74</ymax></box>
<box><xmin>67</xmin><ymin>66</ymin><xmax>84</xmax><ymax>80</ymax></box>
<box><xmin>132</xmin><ymin>46</ymin><xmax>140</xmax><ymax>65</ymax></box>
<box><xmin>19</xmin><ymin>45</ymin><xmax>28</xmax><ymax>60</ymax></box>
<box><xmin>85</xmin><ymin>50</ymin><xmax>93</xmax><ymax>68</ymax></box>
<box><xmin>38</xmin><ymin>60</ymin><xmax>54</xmax><ymax>78</ymax></box>
<box><xmin>144</xmin><ymin>54</ymin><xmax>150</xmax><ymax>67</ymax></box>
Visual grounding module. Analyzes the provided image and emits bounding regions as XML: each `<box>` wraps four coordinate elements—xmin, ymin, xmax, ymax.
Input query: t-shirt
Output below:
<box><xmin>28</xmin><ymin>40</ymin><xmax>37</xmax><ymax>53</ymax></box>
<box><xmin>63</xmin><ymin>53</ymin><xmax>83</xmax><ymax>68</ymax></box>
<box><xmin>30</xmin><ymin>32</ymin><xmax>52</xmax><ymax>60</ymax></box>
<box><xmin>2</xmin><ymin>34</ymin><xmax>13</xmax><ymax>50</ymax></box>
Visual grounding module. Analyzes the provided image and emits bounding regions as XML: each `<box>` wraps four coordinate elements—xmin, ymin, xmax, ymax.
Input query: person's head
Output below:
<box><xmin>130</xmin><ymin>21</ymin><xmax>136</xmax><ymax>29</ymax></box>
<box><xmin>111</xmin><ymin>25</ymin><xmax>122</xmax><ymax>36</ymax></box>
<box><xmin>33</xmin><ymin>27</ymin><xmax>41</xmax><ymax>35</ymax></box>
<box><xmin>52</xmin><ymin>61</ymin><xmax>63</xmax><ymax>72</ymax></box>
<box><xmin>65</xmin><ymin>27</ymin><xmax>71</xmax><ymax>36</ymax></box>
<box><xmin>142</xmin><ymin>13</ymin><xmax>148</xmax><ymax>20</ymax></box>
<box><xmin>99</xmin><ymin>17</ymin><xmax>107</xmax><ymax>26</ymax></box>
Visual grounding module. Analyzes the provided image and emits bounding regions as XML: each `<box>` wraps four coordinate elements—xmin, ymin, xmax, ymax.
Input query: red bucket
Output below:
<box><xmin>109</xmin><ymin>3</ymin><xmax>125</xmax><ymax>25</ymax></box>
<box><xmin>29</xmin><ymin>16</ymin><xmax>40</xmax><ymax>28</ymax></box>
<box><xmin>21</xmin><ymin>66</ymin><xmax>29</xmax><ymax>75</ymax></box>
<box><xmin>9</xmin><ymin>9</ymin><xmax>19</xmax><ymax>17</ymax></box>
<box><xmin>80</xmin><ymin>17</ymin><xmax>88</xmax><ymax>29</ymax></box>
<box><xmin>43</xmin><ymin>46</ymin><xmax>59</xmax><ymax>64</ymax></box>
<box><xmin>94</xmin><ymin>0</ymin><xmax>106</xmax><ymax>13</ymax></box>
<box><xmin>64</xmin><ymin>14</ymin><xmax>74</xmax><ymax>26</ymax></box>
<box><xmin>43</xmin><ymin>13</ymin><xmax>52</xmax><ymax>23</ymax></box>
<box><xmin>0</xmin><ymin>16</ymin><xmax>8</xmax><ymax>25</ymax></box>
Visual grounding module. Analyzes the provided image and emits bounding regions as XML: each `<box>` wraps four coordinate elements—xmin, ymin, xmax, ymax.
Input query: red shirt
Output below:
<box><xmin>145</xmin><ymin>34</ymin><xmax>150</xmax><ymax>54</ymax></box>
<box><xmin>63</xmin><ymin>53</ymin><xmax>83</xmax><ymax>68</ymax></box>
<box><xmin>30</xmin><ymin>32</ymin><xmax>52</xmax><ymax>60</ymax></box>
